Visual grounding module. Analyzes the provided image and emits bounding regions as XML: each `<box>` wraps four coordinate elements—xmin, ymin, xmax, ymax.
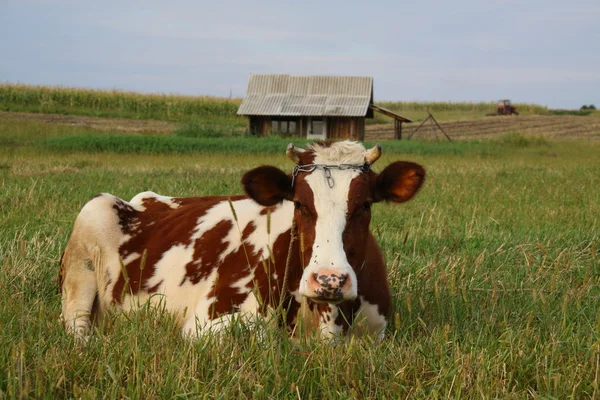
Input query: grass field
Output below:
<box><xmin>1</xmin><ymin>116</ymin><xmax>600</xmax><ymax>398</ymax></box>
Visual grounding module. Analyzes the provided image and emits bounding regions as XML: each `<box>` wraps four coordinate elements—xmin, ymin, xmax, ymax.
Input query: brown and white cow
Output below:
<box><xmin>59</xmin><ymin>141</ymin><xmax>425</xmax><ymax>340</ymax></box>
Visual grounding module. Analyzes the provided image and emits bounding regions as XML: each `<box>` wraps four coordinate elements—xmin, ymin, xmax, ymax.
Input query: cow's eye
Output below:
<box><xmin>363</xmin><ymin>201</ymin><xmax>372</xmax><ymax>211</ymax></box>
<box><xmin>294</xmin><ymin>201</ymin><xmax>302</xmax><ymax>210</ymax></box>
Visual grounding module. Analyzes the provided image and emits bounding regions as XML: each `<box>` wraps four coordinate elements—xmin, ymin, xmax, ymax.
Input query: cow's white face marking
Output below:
<box><xmin>297</xmin><ymin>142</ymin><xmax>366</xmax><ymax>300</ymax></box>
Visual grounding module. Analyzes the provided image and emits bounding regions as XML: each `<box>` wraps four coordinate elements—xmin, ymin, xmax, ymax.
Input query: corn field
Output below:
<box><xmin>0</xmin><ymin>84</ymin><xmax>243</xmax><ymax>123</ymax></box>
<box><xmin>0</xmin><ymin>84</ymin><xmax>551</xmax><ymax>125</ymax></box>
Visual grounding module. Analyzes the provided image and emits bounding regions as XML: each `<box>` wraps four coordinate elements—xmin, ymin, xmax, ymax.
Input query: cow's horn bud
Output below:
<box><xmin>364</xmin><ymin>143</ymin><xmax>382</xmax><ymax>165</ymax></box>
<box><xmin>286</xmin><ymin>143</ymin><xmax>305</xmax><ymax>163</ymax></box>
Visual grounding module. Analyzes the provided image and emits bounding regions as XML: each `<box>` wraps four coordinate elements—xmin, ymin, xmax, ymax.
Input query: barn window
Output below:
<box><xmin>307</xmin><ymin>118</ymin><xmax>327</xmax><ymax>140</ymax></box>
<box><xmin>271</xmin><ymin>118</ymin><xmax>297</xmax><ymax>135</ymax></box>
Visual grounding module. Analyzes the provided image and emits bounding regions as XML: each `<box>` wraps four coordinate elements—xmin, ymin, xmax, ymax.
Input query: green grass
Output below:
<box><xmin>548</xmin><ymin>109</ymin><xmax>595</xmax><ymax>117</ymax></box>
<box><xmin>1</xmin><ymin>118</ymin><xmax>600</xmax><ymax>398</ymax></box>
<box><xmin>37</xmin><ymin>133</ymin><xmax>503</xmax><ymax>156</ymax></box>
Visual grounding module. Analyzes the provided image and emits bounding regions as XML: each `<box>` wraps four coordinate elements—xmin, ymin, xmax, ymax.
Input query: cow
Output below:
<box><xmin>59</xmin><ymin>140</ymin><xmax>425</xmax><ymax>341</ymax></box>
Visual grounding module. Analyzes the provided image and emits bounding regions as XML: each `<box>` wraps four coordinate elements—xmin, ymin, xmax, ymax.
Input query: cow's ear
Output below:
<box><xmin>374</xmin><ymin>161</ymin><xmax>426</xmax><ymax>203</ymax></box>
<box><xmin>242</xmin><ymin>166</ymin><xmax>293</xmax><ymax>206</ymax></box>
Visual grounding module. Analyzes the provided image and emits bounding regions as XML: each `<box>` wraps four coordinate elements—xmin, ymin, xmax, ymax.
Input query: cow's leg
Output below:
<box><xmin>60</xmin><ymin>249</ymin><xmax>98</xmax><ymax>341</ymax></box>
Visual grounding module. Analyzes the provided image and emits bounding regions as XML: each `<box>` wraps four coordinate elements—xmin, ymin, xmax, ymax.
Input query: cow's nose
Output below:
<box><xmin>307</xmin><ymin>268</ymin><xmax>352</xmax><ymax>302</ymax></box>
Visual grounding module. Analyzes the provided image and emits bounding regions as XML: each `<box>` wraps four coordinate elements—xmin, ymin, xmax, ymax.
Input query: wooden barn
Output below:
<box><xmin>237</xmin><ymin>74</ymin><xmax>412</xmax><ymax>140</ymax></box>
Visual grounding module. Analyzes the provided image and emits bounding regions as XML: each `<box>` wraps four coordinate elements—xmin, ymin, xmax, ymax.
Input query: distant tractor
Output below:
<box><xmin>496</xmin><ymin>99</ymin><xmax>519</xmax><ymax>115</ymax></box>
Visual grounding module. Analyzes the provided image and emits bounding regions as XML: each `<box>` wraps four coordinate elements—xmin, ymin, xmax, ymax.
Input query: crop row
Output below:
<box><xmin>0</xmin><ymin>83</ymin><xmax>244</xmax><ymax>124</ymax></box>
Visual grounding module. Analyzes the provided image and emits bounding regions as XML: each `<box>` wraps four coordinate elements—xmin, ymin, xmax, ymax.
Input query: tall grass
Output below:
<box><xmin>0</xmin><ymin>83</ymin><xmax>246</xmax><ymax>125</ymax></box>
<box><xmin>1</xmin><ymin>119</ymin><xmax>600</xmax><ymax>397</ymax></box>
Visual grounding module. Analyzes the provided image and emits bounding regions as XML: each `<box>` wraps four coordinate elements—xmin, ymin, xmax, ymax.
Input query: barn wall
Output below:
<box><xmin>327</xmin><ymin>117</ymin><xmax>364</xmax><ymax>141</ymax></box>
<box><xmin>248</xmin><ymin>116</ymin><xmax>365</xmax><ymax>140</ymax></box>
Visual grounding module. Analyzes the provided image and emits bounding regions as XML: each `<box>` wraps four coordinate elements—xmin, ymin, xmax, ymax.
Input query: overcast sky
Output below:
<box><xmin>1</xmin><ymin>0</ymin><xmax>598</xmax><ymax>108</ymax></box>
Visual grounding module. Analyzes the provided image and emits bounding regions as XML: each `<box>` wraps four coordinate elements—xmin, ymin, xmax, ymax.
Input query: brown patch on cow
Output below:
<box><xmin>208</xmin><ymin>224</ymin><xmax>261</xmax><ymax>316</ymax></box>
<box><xmin>343</xmin><ymin>172</ymin><xmax>391</xmax><ymax>325</ymax></box>
<box><xmin>296</xmin><ymin>150</ymin><xmax>316</xmax><ymax>166</ymax></box>
<box><xmin>355</xmin><ymin>232</ymin><xmax>391</xmax><ymax>317</ymax></box>
<box><xmin>111</xmin><ymin>196</ymin><xmax>240</xmax><ymax>302</ymax></box>
<box><xmin>342</xmin><ymin>173</ymin><xmax>374</xmax><ymax>275</ymax></box>
<box><xmin>241</xmin><ymin>221</ymin><xmax>256</xmax><ymax>238</ymax></box>
<box><xmin>259</xmin><ymin>206</ymin><xmax>277</xmax><ymax>216</ymax></box>
<box><xmin>335</xmin><ymin>299</ymin><xmax>361</xmax><ymax>333</ymax></box>
<box><xmin>113</xmin><ymin>199</ymin><xmax>139</xmax><ymax>237</ymax></box>
<box><xmin>346</xmin><ymin>172</ymin><xmax>375</xmax><ymax>218</ymax></box>
<box><xmin>182</xmin><ymin>219</ymin><xmax>233</xmax><ymax>285</ymax></box>
<box><xmin>291</xmin><ymin>176</ymin><xmax>316</xmax><ymax>267</ymax></box>
<box><xmin>210</xmin><ymin>225</ymin><xmax>303</xmax><ymax>317</ymax></box>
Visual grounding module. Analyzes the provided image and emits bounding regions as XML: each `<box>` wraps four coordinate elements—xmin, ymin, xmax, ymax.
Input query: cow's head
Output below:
<box><xmin>242</xmin><ymin>141</ymin><xmax>425</xmax><ymax>304</ymax></box>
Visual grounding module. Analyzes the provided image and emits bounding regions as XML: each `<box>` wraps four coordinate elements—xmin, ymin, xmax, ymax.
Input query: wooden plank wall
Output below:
<box><xmin>327</xmin><ymin>118</ymin><xmax>364</xmax><ymax>141</ymax></box>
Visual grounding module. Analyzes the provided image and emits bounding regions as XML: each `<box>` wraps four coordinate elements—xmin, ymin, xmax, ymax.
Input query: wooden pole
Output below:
<box><xmin>394</xmin><ymin>119</ymin><xmax>402</xmax><ymax>140</ymax></box>
<box><xmin>407</xmin><ymin>115</ymin><xmax>431</xmax><ymax>140</ymax></box>
<box><xmin>429</xmin><ymin>113</ymin><xmax>438</xmax><ymax>141</ymax></box>
<box><xmin>431</xmin><ymin>114</ymin><xmax>453</xmax><ymax>142</ymax></box>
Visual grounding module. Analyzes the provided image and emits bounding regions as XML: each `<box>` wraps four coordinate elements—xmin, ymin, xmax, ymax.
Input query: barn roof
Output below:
<box><xmin>237</xmin><ymin>74</ymin><xmax>374</xmax><ymax>117</ymax></box>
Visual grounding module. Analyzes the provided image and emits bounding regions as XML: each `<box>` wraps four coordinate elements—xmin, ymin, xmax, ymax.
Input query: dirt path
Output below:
<box><xmin>0</xmin><ymin>111</ymin><xmax>175</xmax><ymax>134</ymax></box>
<box><xmin>366</xmin><ymin>115</ymin><xmax>600</xmax><ymax>141</ymax></box>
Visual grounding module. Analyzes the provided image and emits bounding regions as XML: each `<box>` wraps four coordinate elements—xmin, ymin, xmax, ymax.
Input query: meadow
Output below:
<box><xmin>1</xmin><ymin>115</ymin><xmax>600</xmax><ymax>398</ymax></box>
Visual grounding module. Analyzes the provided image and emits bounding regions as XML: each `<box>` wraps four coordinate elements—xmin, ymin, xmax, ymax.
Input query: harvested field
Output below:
<box><xmin>367</xmin><ymin>115</ymin><xmax>600</xmax><ymax>141</ymax></box>
<box><xmin>0</xmin><ymin>111</ymin><xmax>176</xmax><ymax>134</ymax></box>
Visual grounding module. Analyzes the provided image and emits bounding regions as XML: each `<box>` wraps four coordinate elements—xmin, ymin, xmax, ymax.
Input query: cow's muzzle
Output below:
<box><xmin>305</xmin><ymin>268</ymin><xmax>353</xmax><ymax>303</ymax></box>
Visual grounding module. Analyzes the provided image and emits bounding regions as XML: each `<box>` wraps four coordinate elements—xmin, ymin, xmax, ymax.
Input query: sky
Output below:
<box><xmin>1</xmin><ymin>0</ymin><xmax>598</xmax><ymax>109</ymax></box>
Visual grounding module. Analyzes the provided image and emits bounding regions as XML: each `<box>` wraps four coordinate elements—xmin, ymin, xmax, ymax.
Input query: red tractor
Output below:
<box><xmin>496</xmin><ymin>99</ymin><xmax>519</xmax><ymax>115</ymax></box>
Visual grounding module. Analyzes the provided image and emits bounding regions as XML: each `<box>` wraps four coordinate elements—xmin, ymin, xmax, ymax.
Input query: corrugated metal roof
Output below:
<box><xmin>237</xmin><ymin>74</ymin><xmax>373</xmax><ymax>117</ymax></box>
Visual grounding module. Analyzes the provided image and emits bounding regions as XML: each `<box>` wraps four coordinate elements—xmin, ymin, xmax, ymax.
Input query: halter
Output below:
<box><xmin>291</xmin><ymin>163</ymin><xmax>371</xmax><ymax>188</ymax></box>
